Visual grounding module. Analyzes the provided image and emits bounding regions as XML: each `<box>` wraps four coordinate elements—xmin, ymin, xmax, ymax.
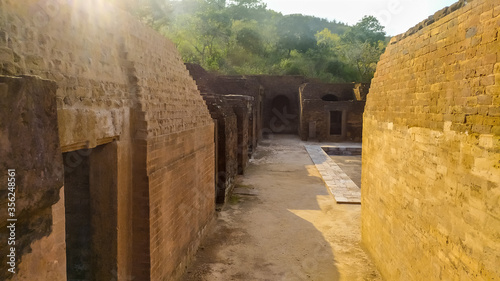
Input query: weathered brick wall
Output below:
<box><xmin>210</xmin><ymin>76</ymin><xmax>262</xmax><ymax>151</ymax></box>
<box><xmin>300</xmin><ymin>100</ymin><xmax>365</xmax><ymax>142</ymax></box>
<box><xmin>129</xmin><ymin>22</ymin><xmax>215</xmax><ymax>281</ymax></box>
<box><xmin>185</xmin><ymin>65</ymin><xmax>264</xmax><ymax>155</ymax></box>
<box><xmin>184</xmin><ymin>66</ymin><xmax>243</xmax><ymax>203</ymax></box>
<box><xmin>220</xmin><ymin>112</ymin><xmax>238</xmax><ymax>200</ymax></box>
<box><xmin>353</xmin><ymin>83</ymin><xmax>371</xmax><ymax>101</ymax></box>
<box><xmin>252</xmin><ymin>75</ymin><xmax>306</xmax><ymax>135</ymax></box>
<box><xmin>0</xmin><ymin>75</ymin><xmax>65</xmax><ymax>281</ymax></box>
<box><xmin>362</xmin><ymin>0</ymin><xmax>500</xmax><ymax>279</ymax></box>
<box><xmin>224</xmin><ymin>95</ymin><xmax>252</xmax><ymax>174</ymax></box>
<box><xmin>299</xmin><ymin>83</ymin><xmax>366</xmax><ymax>142</ymax></box>
<box><xmin>0</xmin><ymin>0</ymin><xmax>214</xmax><ymax>280</ymax></box>
<box><xmin>300</xmin><ymin>82</ymin><xmax>358</xmax><ymax>101</ymax></box>
<box><xmin>147</xmin><ymin>128</ymin><xmax>214</xmax><ymax>280</ymax></box>
<box><xmin>186</xmin><ymin>66</ymin><xmax>263</xmax><ymax>201</ymax></box>
<box><xmin>202</xmin><ymin>95</ymin><xmax>238</xmax><ymax>203</ymax></box>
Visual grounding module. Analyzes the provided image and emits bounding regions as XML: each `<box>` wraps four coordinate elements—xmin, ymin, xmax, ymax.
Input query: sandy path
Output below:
<box><xmin>181</xmin><ymin>135</ymin><xmax>382</xmax><ymax>281</ymax></box>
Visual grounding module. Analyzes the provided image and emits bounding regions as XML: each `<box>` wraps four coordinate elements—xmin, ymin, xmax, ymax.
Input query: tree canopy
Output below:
<box><xmin>132</xmin><ymin>0</ymin><xmax>388</xmax><ymax>82</ymax></box>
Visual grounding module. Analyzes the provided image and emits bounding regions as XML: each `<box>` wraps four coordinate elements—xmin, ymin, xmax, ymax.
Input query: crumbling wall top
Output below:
<box><xmin>391</xmin><ymin>0</ymin><xmax>469</xmax><ymax>43</ymax></box>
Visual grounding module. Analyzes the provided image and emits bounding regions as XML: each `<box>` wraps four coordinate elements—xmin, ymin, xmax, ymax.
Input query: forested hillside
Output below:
<box><xmin>132</xmin><ymin>0</ymin><xmax>388</xmax><ymax>82</ymax></box>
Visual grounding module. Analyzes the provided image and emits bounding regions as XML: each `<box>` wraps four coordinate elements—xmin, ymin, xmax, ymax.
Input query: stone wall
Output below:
<box><xmin>362</xmin><ymin>0</ymin><xmax>500</xmax><ymax>279</ymax></box>
<box><xmin>0</xmin><ymin>0</ymin><xmax>215</xmax><ymax>280</ymax></box>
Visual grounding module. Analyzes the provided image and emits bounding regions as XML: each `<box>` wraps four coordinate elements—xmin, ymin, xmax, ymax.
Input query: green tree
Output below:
<box><xmin>340</xmin><ymin>41</ymin><xmax>385</xmax><ymax>82</ymax></box>
<box><xmin>134</xmin><ymin>0</ymin><xmax>382</xmax><ymax>81</ymax></box>
<box><xmin>335</xmin><ymin>16</ymin><xmax>387</xmax><ymax>81</ymax></box>
<box><xmin>165</xmin><ymin>0</ymin><xmax>232</xmax><ymax>70</ymax></box>
<box><xmin>229</xmin><ymin>0</ymin><xmax>266</xmax><ymax>8</ymax></box>
<box><xmin>276</xmin><ymin>15</ymin><xmax>318</xmax><ymax>55</ymax></box>
<box><xmin>342</xmin><ymin>15</ymin><xmax>386</xmax><ymax>45</ymax></box>
<box><xmin>236</xmin><ymin>27</ymin><xmax>264</xmax><ymax>54</ymax></box>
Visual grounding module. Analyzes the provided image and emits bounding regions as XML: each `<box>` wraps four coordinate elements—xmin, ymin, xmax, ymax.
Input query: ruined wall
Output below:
<box><xmin>0</xmin><ymin>75</ymin><xmax>65</xmax><ymax>281</ymax></box>
<box><xmin>353</xmin><ymin>83</ymin><xmax>370</xmax><ymax>101</ymax></box>
<box><xmin>202</xmin><ymin>95</ymin><xmax>238</xmax><ymax>204</ymax></box>
<box><xmin>186</xmin><ymin>66</ymin><xmax>263</xmax><ymax>202</ymax></box>
<box><xmin>252</xmin><ymin>75</ymin><xmax>306</xmax><ymax>135</ymax></box>
<box><xmin>210</xmin><ymin>76</ymin><xmax>263</xmax><ymax>151</ymax></box>
<box><xmin>185</xmin><ymin>65</ymin><xmax>264</xmax><ymax>153</ymax></box>
<box><xmin>299</xmin><ymin>83</ymin><xmax>366</xmax><ymax>142</ymax></box>
<box><xmin>0</xmin><ymin>0</ymin><xmax>214</xmax><ymax>280</ymax></box>
<box><xmin>184</xmin><ymin>65</ymin><xmax>242</xmax><ymax>203</ymax></box>
<box><xmin>300</xmin><ymin>82</ymin><xmax>358</xmax><ymax>101</ymax></box>
<box><xmin>224</xmin><ymin>95</ymin><xmax>252</xmax><ymax>174</ymax></box>
<box><xmin>362</xmin><ymin>0</ymin><xmax>500</xmax><ymax>279</ymax></box>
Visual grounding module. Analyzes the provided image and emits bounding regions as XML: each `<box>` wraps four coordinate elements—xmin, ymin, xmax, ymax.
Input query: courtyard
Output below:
<box><xmin>182</xmin><ymin>135</ymin><xmax>380</xmax><ymax>281</ymax></box>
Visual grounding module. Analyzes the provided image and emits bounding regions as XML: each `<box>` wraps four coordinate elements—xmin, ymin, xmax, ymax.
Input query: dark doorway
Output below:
<box><xmin>64</xmin><ymin>149</ymin><xmax>91</xmax><ymax>280</ymax></box>
<box><xmin>270</xmin><ymin>95</ymin><xmax>297</xmax><ymax>134</ymax></box>
<box><xmin>63</xmin><ymin>143</ymin><xmax>117</xmax><ymax>280</ymax></box>
<box><xmin>330</xmin><ymin>111</ymin><xmax>342</xmax><ymax>135</ymax></box>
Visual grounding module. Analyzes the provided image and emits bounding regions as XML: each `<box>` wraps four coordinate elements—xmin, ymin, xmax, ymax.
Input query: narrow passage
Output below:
<box><xmin>182</xmin><ymin>135</ymin><xmax>381</xmax><ymax>281</ymax></box>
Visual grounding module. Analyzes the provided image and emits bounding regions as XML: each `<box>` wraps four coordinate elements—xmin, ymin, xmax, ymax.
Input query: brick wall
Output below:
<box><xmin>210</xmin><ymin>76</ymin><xmax>263</xmax><ymax>152</ymax></box>
<box><xmin>224</xmin><ymin>95</ymin><xmax>252</xmax><ymax>174</ymax></box>
<box><xmin>0</xmin><ymin>75</ymin><xmax>64</xmax><ymax>281</ymax></box>
<box><xmin>186</xmin><ymin>65</ymin><xmax>261</xmax><ymax>202</ymax></box>
<box><xmin>0</xmin><ymin>0</ymin><xmax>215</xmax><ymax>280</ymax></box>
<box><xmin>362</xmin><ymin>0</ymin><xmax>500</xmax><ymax>279</ymax></box>
<box><xmin>185</xmin><ymin>64</ymin><xmax>264</xmax><ymax>154</ymax></box>
<box><xmin>203</xmin><ymin>95</ymin><xmax>238</xmax><ymax>203</ymax></box>
<box><xmin>299</xmin><ymin>83</ymin><xmax>366</xmax><ymax>142</ymax></box>
<box><xmin>252</xmin><ymin>75</ymin><xmax>306</xmax><ymax>135</ymax></box>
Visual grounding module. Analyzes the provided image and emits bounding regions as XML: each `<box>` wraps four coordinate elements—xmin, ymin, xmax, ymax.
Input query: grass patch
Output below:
<box><xmin>229</xmin><ymin>194</ymin><xmax>240</xmax><ymax>204</ymax></box>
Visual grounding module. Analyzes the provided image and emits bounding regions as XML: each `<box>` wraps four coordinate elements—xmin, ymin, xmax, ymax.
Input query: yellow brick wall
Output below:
<box><xmin>362</xmin><ymin>0</ymin><xmax>500</xmax><ymax>279</ymax></box>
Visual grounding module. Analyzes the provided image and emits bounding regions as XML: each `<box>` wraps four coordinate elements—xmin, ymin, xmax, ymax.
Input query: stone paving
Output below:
<box><xmin>305</xmin><ymin>145</ymin><xmax>361</xmax><ymax>204</ymax></box>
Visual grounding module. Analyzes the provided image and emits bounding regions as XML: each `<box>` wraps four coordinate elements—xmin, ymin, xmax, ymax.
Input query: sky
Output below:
<box><xmin>262</xmin><ymin>0</ymin><xmax>459</xmax><ymax>36</ymax></box>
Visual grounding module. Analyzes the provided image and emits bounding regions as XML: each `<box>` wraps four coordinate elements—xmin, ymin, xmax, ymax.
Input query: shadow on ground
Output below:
<box><xmin>181</xmin><ymin>135</ymin><xmax>381</xmax><ymax>281</ymax></box>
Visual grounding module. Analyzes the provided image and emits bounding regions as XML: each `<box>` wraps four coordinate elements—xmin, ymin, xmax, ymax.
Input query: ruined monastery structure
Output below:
<box><xmin>0</xmin><ymin>0</ymin><xmax>498</xmax><ymax>280</ymax></box>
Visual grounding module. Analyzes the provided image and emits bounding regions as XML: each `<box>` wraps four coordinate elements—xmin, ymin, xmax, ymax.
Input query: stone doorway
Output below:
<box><xmin>63</xmin><ymin>142</ymin><xmax>118</xmax><ymax>280</ymax></box>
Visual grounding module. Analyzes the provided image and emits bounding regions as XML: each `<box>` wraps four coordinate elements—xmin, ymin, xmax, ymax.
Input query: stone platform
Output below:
<box><xmin>305</xmin><ymin>145</ymin><xmax>361</xmax><ymax>204</ymax></box>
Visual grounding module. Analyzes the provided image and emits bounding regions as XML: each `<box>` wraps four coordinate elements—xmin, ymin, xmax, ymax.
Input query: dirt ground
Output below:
<box><xmin>181</xmin><ymin>135</ymin><xmax>382</xmax><ymax>281</ymax></box>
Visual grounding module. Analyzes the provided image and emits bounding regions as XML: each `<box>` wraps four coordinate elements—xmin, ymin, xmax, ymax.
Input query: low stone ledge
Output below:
<box><xmin>305</xmin><ymin>145</ymin><xmax>361</xmax><ymax>204</ymax></box>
